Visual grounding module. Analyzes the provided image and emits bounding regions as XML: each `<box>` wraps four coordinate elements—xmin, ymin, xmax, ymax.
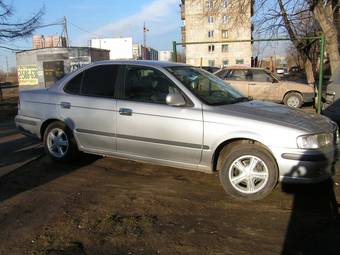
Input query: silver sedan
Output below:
<box><xmin>15</xmin><ymin>61</ymin><xmax>339</xmax><ymax>200</ymax></box>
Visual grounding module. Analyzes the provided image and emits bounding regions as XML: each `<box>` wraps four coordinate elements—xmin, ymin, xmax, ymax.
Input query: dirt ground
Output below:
<box><xmin>0</xmin><ymin>92</ymin><xmax>339</xmax><ymax>255</ymax></box>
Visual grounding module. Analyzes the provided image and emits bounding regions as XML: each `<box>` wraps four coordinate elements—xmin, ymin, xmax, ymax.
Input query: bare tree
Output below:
<box><xmin>309</xmin><ymin>0</ymin><xmax>340</xmax><ymax>75</ymax></box>
<box><xmin>0</xmin><ymin>0</ymin><xmax>44</xmax><ymax>41</ymax></box>
<box><xmin>198</xmin><ymin>0</ymin><xmax>339</xmax><ymax>83</ymax></box>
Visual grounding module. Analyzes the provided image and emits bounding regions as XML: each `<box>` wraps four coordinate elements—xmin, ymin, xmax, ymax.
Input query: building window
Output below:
<box><xmin>223</xmin><ymin>60</ymin><xmax>229</xmax><ymax>66</ymax></box>
<box><xmin>222</xmin><ymin>30</ymin><xmax>228</xmax><ymax>38</ymax></box>
<box><xmin>208</xmin><ymin>30</ymin><xmax>214</xmax><ymax>38</ymax></box>
<box><xmin>222</xmin><ymin>44</ymin><xmax>229</xmax><ymax>52</ymax></box>
<box><xmin>208</xmin><ymin>45</ymin><xmax>215</xmax><ymax>52</ymax></box>
<box><xmin>236</xmin><ymin>59</ymin><xmax>244</xmax><ymax>65</ymax></box>
<box><xmin>207</xmin><ymin>0</ymin><xmax>213</xmax><ymax>8</ymax></box>
<box><xmin>223</xmin><ymin>0</ymin><xmax>228</xmax><ymax>8</ymax></box>
<box><xmin>208</xmin><ymin>16</ymin><xmax>214</xmax><ymax>23</ymax></box>
<box><xmin>222</xmin><ymin>15</ymin><xmax>228</xmax><ymax>24</ymax></box>
<box><xmin>208</xmin><ymin>60</ymin><xmax>215</xmax><ymax>67</ymax></box>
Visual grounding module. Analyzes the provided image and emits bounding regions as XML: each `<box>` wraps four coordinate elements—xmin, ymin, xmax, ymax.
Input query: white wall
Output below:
<box><xmin>91</xmin><ymin>37</ymin><xmax>133</xmax><ymax>60</ymax></box>
<box><xmin>159</xmin><ymin>51</ymin><xmax>172</xmax><ymax>62</ymax></box>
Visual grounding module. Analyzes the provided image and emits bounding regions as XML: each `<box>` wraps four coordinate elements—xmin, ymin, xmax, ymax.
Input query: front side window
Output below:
<box><xmin>251</xmin><ymin>69</ymin><xmax>273</xmax><ymax>82</ymax></box>
<box><xmin>122</xmin><ymin>66</ymin><xmax>180</xmax><ymax>104</ymax></box>
<box><xmin>167</xmin><ymin>66</ymin><xmax>247</xmax><ymax>105</ymax></box>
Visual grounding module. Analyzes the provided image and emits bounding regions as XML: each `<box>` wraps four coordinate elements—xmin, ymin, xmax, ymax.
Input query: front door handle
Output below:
<box><xmin>119</xmin><ymin>108</ymin><xmax>133</xmax><ymax>116</ymax></box>
<box><xmin>61</xmin><ymin>102</ymin><xmax>71</xmax><ymax>109</ymax></box>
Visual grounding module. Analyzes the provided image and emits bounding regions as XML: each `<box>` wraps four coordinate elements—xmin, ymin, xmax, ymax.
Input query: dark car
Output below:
<box><xmin>323</xmin><ymin>66</ymin><xmax>340</xmax><ymax>125</ymax></box>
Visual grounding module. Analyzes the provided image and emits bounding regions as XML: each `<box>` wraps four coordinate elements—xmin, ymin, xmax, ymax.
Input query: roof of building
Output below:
<box><xmin>16</xmin><ymin>46</ymin><xmax>110</xmax><ymax>54</ymax></box>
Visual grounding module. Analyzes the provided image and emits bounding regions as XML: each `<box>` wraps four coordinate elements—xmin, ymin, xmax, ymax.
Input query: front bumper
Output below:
<box><xmin>272</xmin><ymin>145</ymin><xmax>338</xmax><ymax>184</ymax></box>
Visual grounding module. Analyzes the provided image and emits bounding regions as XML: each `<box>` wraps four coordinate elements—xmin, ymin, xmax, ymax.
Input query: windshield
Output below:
<box><xmin>265</xmin><ymin>69</ymin><xmax>280</xmax><ymax>81</ymax></box>
<box><xmin>167</xmin><ymin>66</ymin><xmax>249</xmax><ymax>105</ymax></box>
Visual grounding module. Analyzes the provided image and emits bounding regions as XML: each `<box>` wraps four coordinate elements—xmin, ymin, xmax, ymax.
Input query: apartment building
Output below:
<box><xmin>180</xmin><ymin>0</ymin><xmax>252</xmax><ymax>67</ymax></box>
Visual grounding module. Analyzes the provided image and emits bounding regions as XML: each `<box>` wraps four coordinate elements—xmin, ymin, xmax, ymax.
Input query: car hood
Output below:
<box><xmin>215</xmin><ymin>100</ymin><xmax>334</xmax><ymax>133</ymax></box>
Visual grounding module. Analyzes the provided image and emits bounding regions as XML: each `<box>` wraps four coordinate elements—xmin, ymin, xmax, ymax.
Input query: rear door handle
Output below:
<box><xmin>61</xmin><ymin>102</ymin><xmax>71</xmax><ymax>109</ymax></box>
<box><xmin>119</xmin><ymin>108</ymin><xmax>133</xmax><ymax>116</ymax></box>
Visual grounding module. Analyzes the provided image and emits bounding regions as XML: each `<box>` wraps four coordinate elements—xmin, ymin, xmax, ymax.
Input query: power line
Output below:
<box><xmin>68</xmin><ymin>21</ymin><xmax>100</xmax><ymax>38</ymax></box>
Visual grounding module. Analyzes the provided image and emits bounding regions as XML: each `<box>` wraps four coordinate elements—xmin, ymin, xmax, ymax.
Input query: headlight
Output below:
<box><xmin>297</xmin><ymin>133</ymin><xmax>333</xmax><ymax>149</ymax></box>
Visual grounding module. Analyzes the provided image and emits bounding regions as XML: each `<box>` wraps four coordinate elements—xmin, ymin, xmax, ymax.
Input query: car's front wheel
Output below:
<box><xmin>219</xmin><ymin>144</ymin><xmax>278</xmax><ymax>200</ymax></box>
<box><xmin>283</xmin><ymin>92</ymin><xmax>303</xmax><ymax>108</ymax></box>
<box><xmin>43</xmin><ymin>121</ymin><xmax>78</xmax><ymax>162</ymax></box>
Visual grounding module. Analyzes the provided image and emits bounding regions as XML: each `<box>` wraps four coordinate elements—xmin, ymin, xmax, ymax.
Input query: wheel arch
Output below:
<box><xmin>40</xmin><ymin>118</ymin><xmax>71</xmax><ymax>140</ymax></box>
<box><xmin>212</xmin><ymin>138</ymin><xmax>277</xmax><ymax>172</ymax></box>
<box><xmin>283</xmin><ymin>90</ymin><xmax>303</xmax><ymax>101</ymax></box>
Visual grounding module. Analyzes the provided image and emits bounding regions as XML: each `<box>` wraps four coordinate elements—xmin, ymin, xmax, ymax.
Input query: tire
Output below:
<box><xmin>283</xmin><ymin>92</ymin><xmax>303</xmax><ymax>108</ymax></box>
<box><xmin>43</xmin><ymin>121</ymin><xmax>78</xmax><ymax>162</ymax></box>
<box><xmin>219</xmin><ymin>144</ymin><xmax>278</xmax><ymax>201</ymax></box>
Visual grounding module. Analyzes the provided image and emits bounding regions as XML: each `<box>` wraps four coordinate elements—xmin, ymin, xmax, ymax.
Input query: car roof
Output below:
<box><xmin>90</xmin><ymin>60</ymin><xmax>188</xmax><ymax>68</ymax></box>
<box><xmin>222</xmin><ymin>66</ymin><xmax>265</xmax><ymax>70</ymax></box>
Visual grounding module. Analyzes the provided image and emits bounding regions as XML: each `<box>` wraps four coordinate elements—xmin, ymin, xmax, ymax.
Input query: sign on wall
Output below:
<box><xmin>17</xmin><ymin>65</ymin><xmax>38</xmax><ymax>86</ymax></box>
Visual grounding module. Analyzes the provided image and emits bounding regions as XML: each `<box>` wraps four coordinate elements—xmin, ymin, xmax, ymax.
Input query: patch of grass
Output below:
<box><xmin>105</xmin><ymin>212</ymin><xmax>159</xmax><ymax>237</ymax></box>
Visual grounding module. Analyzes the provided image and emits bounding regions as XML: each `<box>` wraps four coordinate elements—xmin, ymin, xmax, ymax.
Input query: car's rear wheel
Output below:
<box><xmin>283</xmin><ymin>92</ymin><xmax>303</xmax><ymax>108</ymax></box>
<box><xmin>43</xmin><ymin>121</ymin><xmax>78</xmax><ymax>162</ymax></box>
<box><xmin>219</xmin><ymin>144</ymin><xmax>278</xmax><ymax>200</ymax></box>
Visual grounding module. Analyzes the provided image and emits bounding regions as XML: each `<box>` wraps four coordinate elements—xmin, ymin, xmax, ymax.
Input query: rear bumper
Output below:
<box><xmin>272</xmin><ymin>145</ymin><xmax>338</xmax><ymax>184</ymax></box>
<box><xmin>15</xmin><ymin>115</ymin><xmax>42</xmax><ymax>139</ymax></box>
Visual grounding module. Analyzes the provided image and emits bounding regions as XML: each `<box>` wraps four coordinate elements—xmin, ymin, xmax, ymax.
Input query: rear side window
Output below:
<box><xmin>82</xmin><ymin>65</ymin><xmax>118</xmax><ymax>98</ymax></box>
<box><xmin>64</xmin><ymin>65</ymin><xmax>119</xmax><ymax>98</ymax></box>
<box><xmin>225</xmin><ymin>69</ymin><xmax>250</xmax><ymax>81</ymax></box>
<box><xmin>64</xmin><ymin>72</ymin><xmax>83</xmax><ymax>94</ymax></box>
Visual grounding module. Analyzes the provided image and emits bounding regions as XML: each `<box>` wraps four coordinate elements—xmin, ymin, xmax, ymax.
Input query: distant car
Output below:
<box><xmin>200</xmin><ymin>66</ymin><xmax>220</xmax><ymax>73</ymax></box>
<box><xmin>15</xmin><ymin>61</ymin><xmax>339</xmax><ymax>200</ymax></box>
<box><xmin>276</xmin><ymin>67</ymin><xmax>288</xmax><ymax>76</ymax></box>
<box><xmin>215</xmin><ymin>67</ymin><xmax>315</xmax><ymax>108</ymax></box>
<box><xmin>322</xmin><ymin>66</ymin><xmax>340</xmax><ymax>125</ymax></box>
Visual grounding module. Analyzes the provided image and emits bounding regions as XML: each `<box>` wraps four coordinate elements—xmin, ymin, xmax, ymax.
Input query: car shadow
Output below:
<box><xmin>0</xmin><ymin>153</ymin><xmax>101</xmax><ymax>203</ymax></box>
<box><xmin>281</xmin><ymin>149</ymin><xmax>340</xmax><ymax>255</ymax></box>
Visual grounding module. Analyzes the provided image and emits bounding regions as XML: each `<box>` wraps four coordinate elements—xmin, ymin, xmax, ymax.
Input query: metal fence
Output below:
<box><xmin>172</xmin><ymin>35</ymin><xmax>326</xmax><ymax>113</ymax></box>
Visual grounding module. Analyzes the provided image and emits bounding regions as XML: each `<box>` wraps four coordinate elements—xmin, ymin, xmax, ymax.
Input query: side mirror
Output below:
<box><xmin>166</xmin><ymin>93</ymin><xmax>186</xmax><ymax>107</ymax></box>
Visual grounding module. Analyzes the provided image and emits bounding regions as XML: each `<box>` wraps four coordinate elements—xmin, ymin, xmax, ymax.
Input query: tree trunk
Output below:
<box><xmin>312</xmin><ymin>2</ymin><xmax>340</xmax><ymax>74</ymax></box>
<box><xmin>304</xmin><ymin>58</ymin><xmax>315</xmax><ymax>85</ymax></box>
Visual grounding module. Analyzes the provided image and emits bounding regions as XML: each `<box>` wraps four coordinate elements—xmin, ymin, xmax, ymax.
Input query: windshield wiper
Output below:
<box><xmin>232</xmin><ymin>96</ymin><xmax>252</xmax><ymax>103</ymax></box>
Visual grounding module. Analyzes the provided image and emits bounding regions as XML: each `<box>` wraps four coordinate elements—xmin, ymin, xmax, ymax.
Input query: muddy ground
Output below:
<box><xmin>0</xmin><ymin>90</ymin><xmax>339</xmax><ymax>255</ymax></box>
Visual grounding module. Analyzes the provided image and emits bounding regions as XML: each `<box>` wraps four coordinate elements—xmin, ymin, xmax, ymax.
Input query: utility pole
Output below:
<box><xmin>143</xmin><ymin>22</ymin><xmax>149</xmax><ymax>48</ymax></box>
<box><xmin>63</xmin><ymin>16</ymin><xmax>70</xmax><ymax>47</ymax></box>
<box><xmin>5</xmin><ymin>56</ymin><xmax>8</xmax><ymax>82</ymax></box>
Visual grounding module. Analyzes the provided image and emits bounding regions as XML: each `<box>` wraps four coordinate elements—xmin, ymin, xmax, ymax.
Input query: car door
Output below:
<box><xmin>115</xmin><ymin>65</ymin><xmax>203</xmax><ymax>166</ymax></box>
<box><xmin>223</xmin><ymin>69</ymin><xmax>250</xmax><ymax>96</ymax></box>
<box><xmin>248</xmin><ymin>69</ymin><xmax>279</xmax><ymax>101</ymax></box>
<box><xmin>59</xmin><ymin>64</ymin><xmax>120</xmax><ymax>153</ymax></box>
